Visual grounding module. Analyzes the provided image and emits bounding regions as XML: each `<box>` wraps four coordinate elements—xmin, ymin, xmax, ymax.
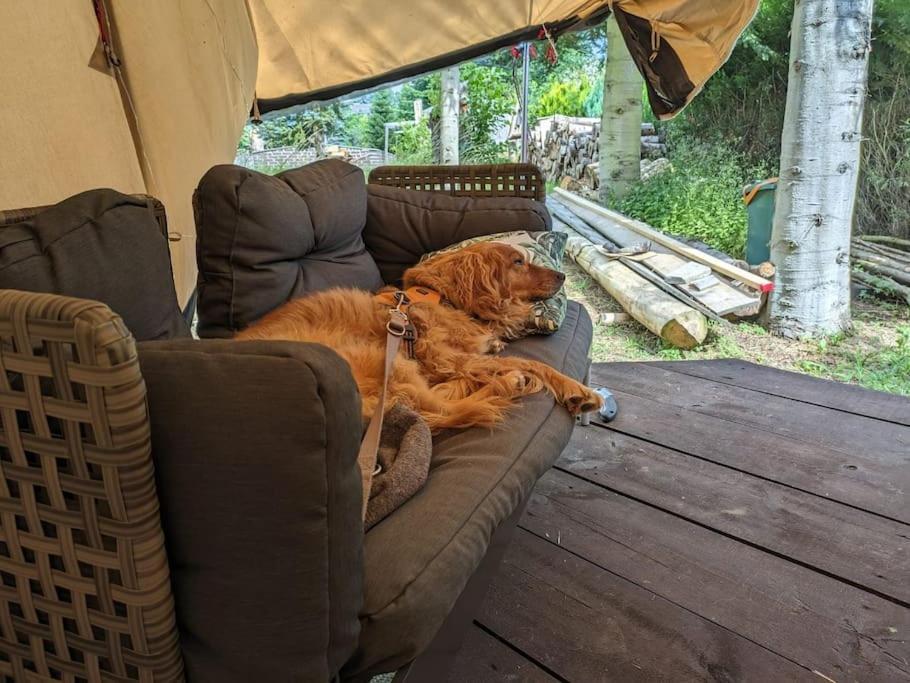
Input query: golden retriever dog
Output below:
<box><xmin>237</xmin><ymin>241</ymin><xmax>603</xmax><ymax>430</ymax></box>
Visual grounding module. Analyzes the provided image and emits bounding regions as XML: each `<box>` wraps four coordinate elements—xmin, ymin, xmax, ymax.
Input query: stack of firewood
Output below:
<box><xmin>529</xmin><ymin>117</ymin><xmax>666</xmax><ymax>187</ymax></box>
<box><xmin>852</xmin><ymin>236</ymin><xmax>910</xmax><ymax>305</ymax></box>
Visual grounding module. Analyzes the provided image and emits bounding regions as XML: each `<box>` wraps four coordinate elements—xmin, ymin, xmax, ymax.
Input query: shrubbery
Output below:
<box><xmin>617</xmin><ymin>138</ymin><xmax>772</xmax><ymax>257</ymax></box>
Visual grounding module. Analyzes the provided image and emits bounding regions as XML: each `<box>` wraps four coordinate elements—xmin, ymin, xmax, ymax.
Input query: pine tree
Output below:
<box><xmin>367</xmin><ymin>90</ymin><xmax>396</xmax><ymax>150</ymax></box>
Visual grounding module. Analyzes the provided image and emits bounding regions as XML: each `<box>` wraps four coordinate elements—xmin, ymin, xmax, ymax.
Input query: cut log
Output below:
<box><xmin>853</xmin><ymin>259</ymin><xmax>910</xmax><ymax>286</ymax></box>
<box><xmin>860</xmin><ymin>235</ymin><xmax>910</xmax><ymax>251</ymax></box>
<box><xmin>553</xmin><ymin>188</ymin><xmax>775</xmax><ymax>293</ymax></box>
<box><xmin>852</xmin><ymin>248</ymin><xmax>910</xmax><ymax>273</ymax></box>
<box><xmin>561</xmin><ymin>228</ymin><xmax>707</xmax><ymax>349</ymax></box>
<box><xmin>852</xmin><ymin>240</ymin><xmax>910</xmax><ymax>266</ymax></box>
<box><xmin>852</xmin><ymin>269</ymin><xmax>910</xmax><ymax>305</ymax></box>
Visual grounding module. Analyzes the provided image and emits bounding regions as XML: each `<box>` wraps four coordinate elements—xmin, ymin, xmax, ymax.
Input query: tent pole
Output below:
<box><xmin>520</xmin><ymin>41</ymin><xmax>531</xmax><ymax>163</ymax></box>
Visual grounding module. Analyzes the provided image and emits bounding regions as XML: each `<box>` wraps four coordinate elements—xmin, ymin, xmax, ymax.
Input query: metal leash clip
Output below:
<box><xmin>385</xmin><ymin>291</ymin><xmax>418</xmax><ymax>358</ymax></box>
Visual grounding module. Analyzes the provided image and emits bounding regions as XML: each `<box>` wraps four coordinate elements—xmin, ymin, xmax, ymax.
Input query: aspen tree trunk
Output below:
<box><xmin>598</xmin><ymin>13</ymin><xmax>642</xmax><ymax>203</ymax></box>
<box><xmin>439</xmin><ymin>66</ymin><xmax>460</xmax><ymax>164</ymax></box>
<box><xmin>768</xmin><ymin>0</ymin><xmax>874</xmax><ymax>337</ymax></box>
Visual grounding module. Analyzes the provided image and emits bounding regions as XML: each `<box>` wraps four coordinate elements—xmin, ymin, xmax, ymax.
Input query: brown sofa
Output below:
<box><xmin>0</xmin><ymin>162</ymin><xmax>593</xmax><ymax>681</ymax></box>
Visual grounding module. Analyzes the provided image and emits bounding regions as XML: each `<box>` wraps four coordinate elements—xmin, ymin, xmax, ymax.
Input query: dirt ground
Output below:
<box><xmin>563</xmin><ymin>261</ymin><xmax>910</xmax><ymax>396</ymax></box>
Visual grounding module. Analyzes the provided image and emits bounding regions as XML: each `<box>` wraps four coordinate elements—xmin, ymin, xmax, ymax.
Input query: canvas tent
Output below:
<box><xmin>0</xmin><ymin>0</ymin><xmax>758</xmax><ymax>304</ymax></box>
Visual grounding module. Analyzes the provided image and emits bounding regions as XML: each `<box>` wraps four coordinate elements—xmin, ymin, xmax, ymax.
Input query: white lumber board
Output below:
<box><xmin>641</xmin><ymin>252</ymin><xmax>760</xmax><ymax>316</ymax></box>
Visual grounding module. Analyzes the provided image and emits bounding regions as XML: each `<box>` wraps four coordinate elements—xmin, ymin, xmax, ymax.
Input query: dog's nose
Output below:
<box><xmin>555</xmin><ymin>271</ymin><xmax>566</xmax><ymax>284</ymax></box>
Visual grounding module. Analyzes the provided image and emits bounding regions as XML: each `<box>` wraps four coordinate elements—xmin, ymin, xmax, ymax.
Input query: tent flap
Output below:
<box><xmin>250</xmin><ymin>0</ymin><xmax>759</xmax><ymax>118</ymax></box>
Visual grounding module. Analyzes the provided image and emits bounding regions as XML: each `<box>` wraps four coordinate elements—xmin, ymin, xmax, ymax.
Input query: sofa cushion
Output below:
<box><xmin>343</xmin><ymin>300</ymin><xmax>593</xmax><ymax>677</ymax></box>
<box><xmin>364</xmin><ymin>184</ymin><xmax>552</xmax><ymax>285</ymax></box>
<box><xmin>138</xmin><ymin>339</ymin><xmax>364</xmax><ymax>682</ymax></box>
<box><xmin>194</xmin><ymin>160</ymin><xmax>383</xmax><ymax>338</ymax></box>
<box><xmin>0</xmin><ymin>189</ymin><xmax>189</xmax><ymax>341</ymax></box>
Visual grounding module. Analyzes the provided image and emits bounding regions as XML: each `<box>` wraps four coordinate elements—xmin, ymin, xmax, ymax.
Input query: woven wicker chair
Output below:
<box><xmin>368</xmin><ymin>163</ymin><xmax>545</xmax><ymax>201</ymax></box>
<box><xmin>0</xmin><ymin>290</ymin><xmax>183</xmax><ymax>681</ymax></box>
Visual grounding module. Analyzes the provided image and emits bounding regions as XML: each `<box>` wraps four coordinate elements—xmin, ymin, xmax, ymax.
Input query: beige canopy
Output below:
<box><xmin>0</xmin><ymin>0</ymin><xmax>757</xmax><ymax>303</ymax></box>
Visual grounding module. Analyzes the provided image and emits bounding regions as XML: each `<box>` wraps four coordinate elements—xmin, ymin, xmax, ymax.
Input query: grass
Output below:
<box><xmin>564</xmin><ymin>261</ymin><xmax>910</xmax><ymax>396</ymax></box>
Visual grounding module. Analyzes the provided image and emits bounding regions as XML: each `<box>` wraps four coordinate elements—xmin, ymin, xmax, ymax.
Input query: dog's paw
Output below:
<box><xmin>489</xmin><ymin>339</ymin><xmax>507</xmax><ymax>353</ymax></box>
<box><xmin>504</xmin><ymin>370</ymin><xmax>531</xmax><ymax>393</ymax></box>
<box><xmin>565</xmin><ymin>388</ymin><xmax>604</xmax><ymax>416</ymax></box>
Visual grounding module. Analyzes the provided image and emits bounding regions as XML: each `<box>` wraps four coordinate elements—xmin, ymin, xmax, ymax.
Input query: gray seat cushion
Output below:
<box><xmin>344</xmin><ymin>301</ymin><xmax>593</xmax><ymax>677</ymax></box>
<box><xmin>0</xmin><ymin>189</ymin><xmax>189</xmax><ymax>341</ymax></box>
<box><xmin>364</xmin><ymin>184</ymin><xmax>552</xmax><ymax>285</ymax></box>
<box><xmin>194</xmin><ymin>160</ymin><xmax>384</xmax><ymax>338</ymax></box>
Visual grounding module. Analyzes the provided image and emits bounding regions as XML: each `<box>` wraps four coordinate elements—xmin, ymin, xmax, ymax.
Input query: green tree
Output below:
<box><xmin>367</xmin><ymin>90</ymin><xmax>396</xmax><ymax>150</ymax></box>
<box><xmin>459</xmin><ymin>61</ymin><xmax>515</xmax><ymax>162</ymax></box>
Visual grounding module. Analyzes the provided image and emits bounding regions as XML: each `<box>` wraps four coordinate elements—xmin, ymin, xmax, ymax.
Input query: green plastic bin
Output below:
<box><xmin>742</xmin><ymin>178</ymin><xmax>777</xmax><ymax>265</ymax></box>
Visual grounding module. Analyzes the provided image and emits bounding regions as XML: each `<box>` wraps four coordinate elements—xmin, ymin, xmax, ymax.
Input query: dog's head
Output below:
<box><xmin>402</xmin><ymin>242</ymin><xmax>565</xmax><ymax>320</ymax></box>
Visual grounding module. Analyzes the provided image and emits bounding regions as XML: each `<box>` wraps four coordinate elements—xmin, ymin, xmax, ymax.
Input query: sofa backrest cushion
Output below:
<box><xmin>194</xmin><ymin>160</ymin><xmax>383</xmax><ymax>338</ymax></box>
<box><xmin>363</xmin><ymin>184</ymin><xmax>552</xmax><ymax>284</ymax></box>
<box><xmin>0</xmin><ymin>189</ymin><xmax>190</xmax><ymax>341</ymax></box>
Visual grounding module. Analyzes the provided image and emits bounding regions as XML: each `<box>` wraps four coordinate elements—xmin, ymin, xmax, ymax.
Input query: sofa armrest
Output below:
<box><xmin>137</xmin><ymin>339</ymin><xmax>363</xmax><ymax>682</ymax></box>
<box><xmin>363</xmin><ymin>182</ymin><xmax>552</xmax><ymax>284</ymax></box>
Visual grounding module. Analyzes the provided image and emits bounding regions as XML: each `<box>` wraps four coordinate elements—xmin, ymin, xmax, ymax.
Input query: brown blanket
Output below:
<box><xmin>364</xmin><ymin>403</ymin><xmax>432</xmax><ymax>530</ymax></box>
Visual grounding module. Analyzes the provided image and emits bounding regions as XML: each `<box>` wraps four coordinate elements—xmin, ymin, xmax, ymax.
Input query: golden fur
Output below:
<box><xmin>237</xmin><ymin>242</ymin><xmax>603</xmax><ymax>430</ymax></box>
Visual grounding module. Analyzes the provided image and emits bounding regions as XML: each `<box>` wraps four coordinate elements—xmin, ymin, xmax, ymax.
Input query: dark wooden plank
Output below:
<box><xmin>595</xmin><ymin>362</ymin><xmax>910</xmax><ymax>464</ymax></box>
<box><xmin>522</xmin><ymin>469</ymin><xmax>910</xmax><ymax>682</ymax></box>
<box><xmin>583</xmin><ymin>385</ymin><xmax>909</xmax><ymax>523</ymax></box>
<box><xmin>478</xmin><ymin>529</ymin><xmax>816</xmax><ymax>683</ymax></box>
<box><xmin>653</xmin><ymin>359</ymin><xmax>910</xmax><ymax>426</ymax></box>
<box><xmin>558</xmin><ymin>427</ymin><xmax>910</xmax><ymax>604</ymax></box>
<box><xmin>447</xmin><ymin>625</ymin><xmax>558</xmax><ymax>682</ymax></box>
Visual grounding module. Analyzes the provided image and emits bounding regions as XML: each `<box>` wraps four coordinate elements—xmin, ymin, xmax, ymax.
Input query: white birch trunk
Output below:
<box><xmin>439</xmin><ymin>66</ymin><xmax>460</xmax><ymax>164</ymax></box>
<box><xmin>768</xmin><ymin>0</ymin><xmax>874</xmax><ymax>337</ymax></box>
<box><xmin>598</xmin><ymin>14</ymin><xmax>642</xmax><ymax>203</ymax></box>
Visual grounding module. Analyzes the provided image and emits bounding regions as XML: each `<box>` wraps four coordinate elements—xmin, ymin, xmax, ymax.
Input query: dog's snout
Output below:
<box><xmin>554</xmin><ymin>271</ymin><xmax>566</xmax><ymax>284</ymax></box>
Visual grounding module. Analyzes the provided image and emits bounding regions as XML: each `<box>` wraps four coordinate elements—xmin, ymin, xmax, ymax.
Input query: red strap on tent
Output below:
<box><xmin>92</xmin><ymin>0</ymin><xmax>121</xmax><ymax>67</ymax></box>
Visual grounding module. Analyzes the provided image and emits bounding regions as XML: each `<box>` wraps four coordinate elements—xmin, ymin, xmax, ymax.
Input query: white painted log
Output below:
<box><xmin>598</xmin><ymin>13</ymin><xmax>642</xmax><ymax>202</ymax></box>
<box><xmin>562</xmin><ymin>228</ymin><xmax>707</xmax><ymax>349</ymax></box>
<box><xmin>768</xmin><ymin>0</ymin><xmax>874</xmax><ymax>337</ymax></box>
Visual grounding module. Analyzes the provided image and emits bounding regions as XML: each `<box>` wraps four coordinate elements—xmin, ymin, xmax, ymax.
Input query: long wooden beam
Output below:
<box><xmin>553</xmin><ymin>188</ymin><xmax>774</xmax><ymax>293</ymax></box>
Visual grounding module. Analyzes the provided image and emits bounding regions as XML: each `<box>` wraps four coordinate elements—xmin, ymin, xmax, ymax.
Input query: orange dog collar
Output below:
<box><xmin>374</xmin><ymin>286</ymin><xmax>442</xmax><ymax>308</ymax></box>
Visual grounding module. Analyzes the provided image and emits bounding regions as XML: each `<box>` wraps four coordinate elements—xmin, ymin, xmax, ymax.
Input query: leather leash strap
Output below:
<box><xmin>357</xmin><ymin>294</ymin><xmax>410</xmax><ymax>519</ymax></box>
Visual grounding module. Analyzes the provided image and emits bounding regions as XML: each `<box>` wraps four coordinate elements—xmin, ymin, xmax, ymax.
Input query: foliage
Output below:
<box><xmin>617</xmin><ymin>139</ymin><xmax>772</xmax><ymax>257</ymax></box>
<box><xmin>390</xmin><ymin>122</ymin><xmax>433</xmax><ymax>164</ymax></box>
<box><xmin>366</xmin><ymin>90</ymin><xmax>396</xmax><ymax>150</ymax></box>
<box><xmin>798</xmin><ymin>325</ymin><xmax>910</xmax><ymax>396</ymax></box>
<box><xmin>532</xmin><ymin>78</ymin><xmax>593</xmax><ymax>119</ymax></box>
<box><xmin>245</xmin><ymin>105</ymin><xmax>346</xmax><ymax>154</ymax></box>
<box><xmin>661</xmin><ymin>0</ymin><xmax>792</xmax><ymax>167</ymax></box>
<box><xmin>662</xmin><ymin>0</ymin><xmax>910</xmax><ymax>239</ymax></box>
<box><xmin>856</xmin><ymin>86</ymin><xmax>910</xmax><ymax>237</ymax></box>
<box><xmin>458</xmin><ymin>61</ymin><xmax>515</xmax><ymax>163</ymax></box>
<box><xmin>340</xmin><ymin>111</ymin><xmax>371</xmax><ymax>148</ymax></box>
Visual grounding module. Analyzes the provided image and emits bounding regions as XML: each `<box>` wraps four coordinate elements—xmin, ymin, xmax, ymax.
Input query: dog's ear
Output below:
<box><xmin>404</xmin><ymin>248</ymin><xmax>506</xmax><ymax>319</ymax></box>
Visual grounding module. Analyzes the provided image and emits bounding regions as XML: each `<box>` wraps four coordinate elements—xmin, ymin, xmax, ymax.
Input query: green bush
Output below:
<box><xmin>532</xmin><ymin>78</ymin><xmax>592</xmax><ymax>119</ymax></box>
<box><xmin>616</xmin><ymin>140</ymin><xmax>772</xmax><ymax>257</ymax></box>
<box><xmin>390</xmin><ymin>122</ymin><xmax>433</xmax><ymax>164</ymax></box>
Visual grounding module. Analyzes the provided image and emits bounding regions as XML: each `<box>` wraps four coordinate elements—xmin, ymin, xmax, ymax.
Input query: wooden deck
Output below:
<box><xmin>451</xmin><ymin>360</ymin><xmax>910</xmax><ymax>682</ymax></box>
